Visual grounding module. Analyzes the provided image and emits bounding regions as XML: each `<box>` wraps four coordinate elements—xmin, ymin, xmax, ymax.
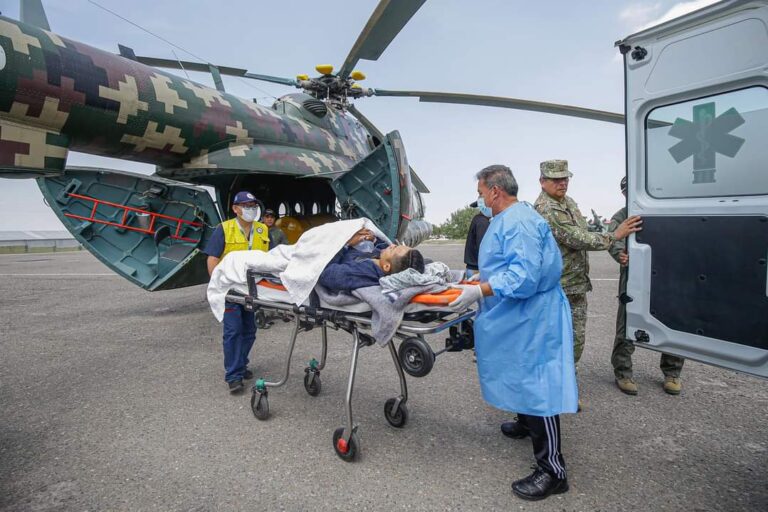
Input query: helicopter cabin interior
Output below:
<box><xmin>200</xmin><ymin>174</ymin><xmax>340</xmax><ymax>245</ymax></box>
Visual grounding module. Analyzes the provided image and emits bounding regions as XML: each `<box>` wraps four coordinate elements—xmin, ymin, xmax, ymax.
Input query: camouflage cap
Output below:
<box><xmin>540</xmin><ymin>160</ymin><xmax>573</xmax><ymax>179</ymax></box>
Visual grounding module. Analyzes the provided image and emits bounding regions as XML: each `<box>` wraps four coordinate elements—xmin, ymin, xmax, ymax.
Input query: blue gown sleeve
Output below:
<box><xmin>487</xmin><ymin>227</ymin><xmax>544</xmax><ymax>300</ymax></box>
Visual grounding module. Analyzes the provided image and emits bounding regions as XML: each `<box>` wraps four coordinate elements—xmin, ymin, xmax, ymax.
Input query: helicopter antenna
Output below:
<box><xmin>86</xmin><ymin>0</ymin><xmax>278</xmax><ymax>100</ymax></box>
<box><xmin>171</xmin><ymin>49</ymin><xmax>190</xmax><ymax>80</ymax></box>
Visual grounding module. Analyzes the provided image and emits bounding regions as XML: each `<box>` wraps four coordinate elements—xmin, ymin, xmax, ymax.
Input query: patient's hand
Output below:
<box><xmin>347</xmin><ymin>228</ymin><xmax>375</xmax><ymax>247</ymax></box>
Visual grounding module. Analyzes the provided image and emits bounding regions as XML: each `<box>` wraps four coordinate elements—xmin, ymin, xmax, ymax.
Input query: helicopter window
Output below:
<box><xmin>293</xmin><ymin>202</ymin><xmax>305</xmax><ymax>215</ymax></box>
<box><xmin>311</xmin><ymin>202</ymin><xmax>320</xmax><ymax>215</ymax></box>
<box><xmin>645</xmin><ymin>86</ymin><xmax>768</xmax><ymax>199</ymax></box>
<box><xmin>279</xmin><ymin>202</ymin><xmax>289</xmax><ymax>216</ymax></box>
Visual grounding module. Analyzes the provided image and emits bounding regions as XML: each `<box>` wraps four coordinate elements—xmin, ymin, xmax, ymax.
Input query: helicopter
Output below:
<box><xmin>0</xmin><ymin>0</ymin><xmax>626</xmax><ymax>291</ymax></box>
<box><xmin>1</xmin><ymin>0</ymin><xmax>766</xmax><ymax>377</ymax></box>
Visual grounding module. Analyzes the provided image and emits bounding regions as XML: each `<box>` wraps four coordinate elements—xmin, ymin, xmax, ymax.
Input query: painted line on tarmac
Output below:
<box><xmin>0</xmin><ymin>273</ymin><xmax>117</xmax><ymax>276</ymax></box>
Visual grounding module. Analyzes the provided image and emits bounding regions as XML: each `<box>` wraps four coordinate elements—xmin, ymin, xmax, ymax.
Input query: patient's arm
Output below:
<box><xmin>319</xmin><ymin>260</ymin><xmax>383</xmax><ymax>293</ymax></box>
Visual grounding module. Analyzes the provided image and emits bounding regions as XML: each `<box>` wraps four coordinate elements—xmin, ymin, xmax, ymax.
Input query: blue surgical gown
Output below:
<box><xmin>475</xmin><ymin>202</ymin><xmax>578</xmax><ymax>416</ymax></box>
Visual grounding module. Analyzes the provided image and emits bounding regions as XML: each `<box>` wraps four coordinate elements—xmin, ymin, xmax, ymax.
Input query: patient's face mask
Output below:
<box><xmin>239</xmin><ymin>207</ymin><xmax>258</xmax><ymax>223</ymax></box>
<box><xmin>354</xmin><ymin>240</ymin><xmax>375</xmax><ymax>253</ymax></box>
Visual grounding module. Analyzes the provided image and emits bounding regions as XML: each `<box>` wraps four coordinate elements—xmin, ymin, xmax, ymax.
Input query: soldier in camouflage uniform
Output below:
<box><xmin>534</xmin><ymin>160</ymin><xmax>642</xmax><ymax>374</ymax></box>
<box><xmin>609</xmin><ymin>177</ymin><xmax>684</xmax><ymax>396</ymax></box>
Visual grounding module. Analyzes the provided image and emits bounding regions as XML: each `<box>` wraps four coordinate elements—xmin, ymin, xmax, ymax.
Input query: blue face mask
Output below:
<box><xmin>354</xmin><ymin>240</ymin><xmax>375</xmax><ymax>253</ymax></box>
<box><xmin>476</xmin><ymin>197</ymin><xmax>492</xmax><ymax>218</ymax></box>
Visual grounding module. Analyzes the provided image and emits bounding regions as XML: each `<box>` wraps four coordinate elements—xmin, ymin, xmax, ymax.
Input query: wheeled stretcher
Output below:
<box><xmin>225</xmin><ymin>269</ymin><xmax>476</xmax><ymax>461</ymax></box>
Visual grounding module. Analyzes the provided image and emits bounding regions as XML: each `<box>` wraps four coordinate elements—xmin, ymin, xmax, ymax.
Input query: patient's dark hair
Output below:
<box><xmin>390</xmin><ymin>249</ymin><xmax>425</xmax><ymax>275</ymax></box>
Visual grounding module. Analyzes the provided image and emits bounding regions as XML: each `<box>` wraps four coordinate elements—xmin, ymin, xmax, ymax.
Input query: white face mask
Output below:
<box><xmin>239</xmin><ymin>207</ymin><xmax>258</xmax><ymax>223</ymax></box>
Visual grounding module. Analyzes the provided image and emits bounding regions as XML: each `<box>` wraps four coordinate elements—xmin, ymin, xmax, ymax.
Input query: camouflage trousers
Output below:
<box><xmin>566</xmin><ymin>293</ymin><xmax>587</xmax><ymax>365</ymax></box>
<box><xmin>611</xmin><ymin>299</ymin><xmax>685</xmax><ymax>379</ymax></box>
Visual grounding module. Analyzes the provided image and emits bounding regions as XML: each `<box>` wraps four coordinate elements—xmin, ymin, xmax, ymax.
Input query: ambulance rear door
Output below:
<box><xmin>620</xmin><ymin>0</ymin><xmax>768</xmax><ymax>378</ymax></box>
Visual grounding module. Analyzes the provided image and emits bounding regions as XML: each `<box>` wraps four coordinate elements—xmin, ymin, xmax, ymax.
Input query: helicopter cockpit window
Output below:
<box><xmin>645</xmin><ymin>86</ymin><xmax>768</xmax><ymax>198</ymax></box>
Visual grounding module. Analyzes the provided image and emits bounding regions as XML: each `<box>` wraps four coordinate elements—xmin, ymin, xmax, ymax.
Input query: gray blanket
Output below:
<box><xmin>315</xmin><ymin>283</ymin><xmax>445</xmax><ymax>345</ymax></box>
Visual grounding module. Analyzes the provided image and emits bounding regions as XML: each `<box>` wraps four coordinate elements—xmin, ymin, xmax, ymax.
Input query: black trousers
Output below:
<box><xmin>517</xmin><ymin>414</ymin><xmax>567</xmax><ymax>480</ymax></box>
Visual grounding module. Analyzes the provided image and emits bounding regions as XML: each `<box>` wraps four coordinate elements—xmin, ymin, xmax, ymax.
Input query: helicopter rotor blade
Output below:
<box><xmin>338</xmin><ymin>0</ymin><xmax>427</xmax><ymax>79</ymax></box>
<box><xmin>347</xmin><ymin>104</ymin><xmax>430</xmax><ymax>193</ymax></box>
<box><xmin>372</xmin><ymin>89</ymin><xmax>626</xmax><ymax>125</ymax></box>
<box><xmin>134</xmin><ymin>56</ymin><xmax>298</xmax><ymax>86</ymax></box>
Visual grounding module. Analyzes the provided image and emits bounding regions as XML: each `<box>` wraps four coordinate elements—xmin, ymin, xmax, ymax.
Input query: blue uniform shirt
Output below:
<box><xmin>203</xmin><ymin>225</ymin><xmax>225</xmax><ymax>257</ymax></box>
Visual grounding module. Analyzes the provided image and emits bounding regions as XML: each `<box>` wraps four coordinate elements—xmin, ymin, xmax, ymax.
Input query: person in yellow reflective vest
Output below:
<box><xmin>204</xmin><ymin>191</ymin><xmax>270</xmax><ymax>393</ymax></box>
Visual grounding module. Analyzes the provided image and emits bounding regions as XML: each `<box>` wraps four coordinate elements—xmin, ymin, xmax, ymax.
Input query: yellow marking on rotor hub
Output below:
<box><xmin>350</xmin><ymin>70</ymin><xmax>366</xmax><ymax>81</ymax></box>
<box><xmin>296</xmin><ymin>74</ymin><xmax>309</xmax><ymax>81</ymax></box>
<box><xmin>315</xmin><ymin>64</ymin><xmax>334</xmax><ymax>75</ymax></box>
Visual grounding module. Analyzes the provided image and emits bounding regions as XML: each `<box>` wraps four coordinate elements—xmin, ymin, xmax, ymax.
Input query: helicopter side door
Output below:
<box><xmin>621</xmin><ymin>0</ymin><xmax>768</xmax><ymax>377</ymax></box>
<box><xmin>38</xmin><ymin>167</ymin><xmax>221</xmax><ymax>291</ymax></box>
<box><xmin>331</xmin><ymin>130</ymin><xmax>415</xmax><ymax>243</ymax></box>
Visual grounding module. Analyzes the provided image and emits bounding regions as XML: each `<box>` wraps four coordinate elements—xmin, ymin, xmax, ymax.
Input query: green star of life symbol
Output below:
<box><xmin>667</xmin><ymin>102</ymin><xmax>745</xmax><ymax>184</ymax></box>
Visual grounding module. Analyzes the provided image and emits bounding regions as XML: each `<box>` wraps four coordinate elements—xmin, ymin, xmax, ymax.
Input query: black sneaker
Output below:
<box><xmin>228</xmin><ymin>380</ymin><xmax>244</xmax><ymax>394</ymax></box>
<box><xmin>243</xmin><ymin>369</ymin><xmax>254</xmax><ymax>380</ymax></box>
<box><xmin>500</xmin><ymin>420</ymin><xmax>530</xmax><ymax>439</ymax></box>
<box><xmin>512</xmin><ymin>468</ymin><xmax>569</xmax><ymax>501</ymax></box>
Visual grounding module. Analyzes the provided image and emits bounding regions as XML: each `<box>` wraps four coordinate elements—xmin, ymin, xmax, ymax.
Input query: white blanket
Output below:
<box><xmin>206</xmin><ymin>218</ymin><xmax>387</xmax><ymax>321</ymax></box>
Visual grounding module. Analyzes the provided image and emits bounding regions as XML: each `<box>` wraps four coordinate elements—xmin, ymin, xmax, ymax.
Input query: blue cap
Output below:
<box><xmin>233</xmin><ymin>191</ymin><xmax>257</xmax><ymax>205</ymax></box>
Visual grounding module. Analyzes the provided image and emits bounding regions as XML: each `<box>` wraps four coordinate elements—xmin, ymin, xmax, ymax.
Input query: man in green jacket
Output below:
<box><xmin>609</xmin><ymin>177</ymin><xmax>685</xmax><ymax>396</ymax></box>
<box><xmin>534</xmin><ymin>160</ymin><xmax>642</xmax><ymax>381</ymax></box>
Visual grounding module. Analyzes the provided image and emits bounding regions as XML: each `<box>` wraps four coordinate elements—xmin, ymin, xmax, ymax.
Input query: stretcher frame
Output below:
<box><xmin>224</xmin><ymin>269</ymin><xmax>476</xmax><ymax>461</ymax></box>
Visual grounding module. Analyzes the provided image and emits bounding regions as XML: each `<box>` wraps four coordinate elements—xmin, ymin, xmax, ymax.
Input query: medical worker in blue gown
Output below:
<box><xmin>449</xmin><ymin>165</ymin><xmax>578</xmax><ymax>501</ymax></box>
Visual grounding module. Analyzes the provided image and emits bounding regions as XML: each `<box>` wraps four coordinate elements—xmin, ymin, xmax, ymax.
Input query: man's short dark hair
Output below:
<box><xmin>476</xmin><ymin>164</ymin><xmax>518</xmax><ymax>196</ymax></box>
<box><xmin>390</xmin><ymin>248</ymin><xmax>425</xmax><ymax>275</ymax></box>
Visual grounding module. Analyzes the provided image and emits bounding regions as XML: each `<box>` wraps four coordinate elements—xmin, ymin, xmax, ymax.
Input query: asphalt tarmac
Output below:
<box><xmin>1</xmin><ymin>245</ymin><xmax>766</xmax><ymax>511</ymax></box>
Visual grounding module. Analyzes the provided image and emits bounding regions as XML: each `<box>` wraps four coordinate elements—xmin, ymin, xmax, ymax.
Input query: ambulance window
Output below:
<box><xmin>645</xmin><ymin>86</ymin><xmax>768</xmax><ymax>198</ymax></box>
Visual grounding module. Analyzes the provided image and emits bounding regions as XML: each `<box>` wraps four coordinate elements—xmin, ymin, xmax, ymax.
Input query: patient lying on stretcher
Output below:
<box><xmin>318</xmin><ymin>228</ymin><xmax>425</xmax><ymax>293</ymax></box>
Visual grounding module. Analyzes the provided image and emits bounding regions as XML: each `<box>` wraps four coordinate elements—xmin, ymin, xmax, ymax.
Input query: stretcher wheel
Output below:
<box><xmin>383</xmin><ymin>398</ymin><xmax>409</xmax><ymax>428</ymax></box>
<box><xmin>304</xmin><ymin>370</ymin><xmax>321</xmax><ymax>396</ymax></box>
<box><xmin>398</xmin><ymin>337</ymin><xmax>435</xmax><ymax>378</ymax></box>
<box><xmin>251</xmin><ymin>391</ymin><xmax>270</xmax><ymax>420</ymax></box>
<box><xmin>333</xmin><ymin>427</ymin><xmax>359</xmax><ymax>462</ymax></box>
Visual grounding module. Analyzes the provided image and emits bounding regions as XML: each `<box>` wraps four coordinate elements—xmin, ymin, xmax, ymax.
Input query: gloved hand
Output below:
<box><xmin>465</xmin><ymin>273</ymin><xmax>481</xmax><ymax>282</ymax></box>
<box><xmin>448</xmin><ymin>284</ymin><xmax>484</xmax><ymax>309</ymax></box>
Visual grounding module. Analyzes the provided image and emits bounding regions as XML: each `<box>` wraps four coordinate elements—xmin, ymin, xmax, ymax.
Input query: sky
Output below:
<box><xmin>0</xmin><ymin>0</ymin><xmax>718</xmax><ymax>231</ymax></box>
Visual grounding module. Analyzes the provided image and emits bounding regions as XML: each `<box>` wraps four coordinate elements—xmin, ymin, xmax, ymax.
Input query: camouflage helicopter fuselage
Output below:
<box><xmin>0</xmin><ymin>15</ymin><xmax>373</xmax><ymax>185</ymax></box>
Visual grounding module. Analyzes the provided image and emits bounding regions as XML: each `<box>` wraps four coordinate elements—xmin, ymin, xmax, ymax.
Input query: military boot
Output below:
<box><xmin>615</xmin><ymin>377</ymin><xmax>638</xmax><ymax>395</ymax></box>
<box><xmin>663</xmin><ymin>376</ymin><xmax>682</xmax><ymax>395</ymax></box>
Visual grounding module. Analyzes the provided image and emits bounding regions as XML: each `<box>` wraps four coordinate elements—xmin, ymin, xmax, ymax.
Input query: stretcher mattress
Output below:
<box><xmin>254</xmin><ymin>279</ymin><xmax>464</xmax><ymax>314</ymax></box>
